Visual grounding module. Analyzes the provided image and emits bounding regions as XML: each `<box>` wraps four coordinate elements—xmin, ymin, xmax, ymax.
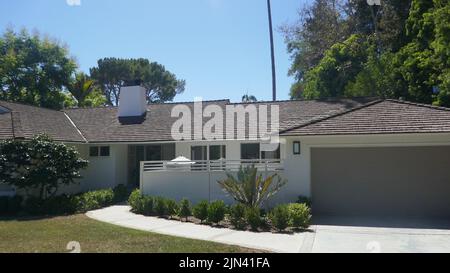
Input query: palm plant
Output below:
<box><xmin>68</xmin><ymin>73</ymin><xmax>106</xmax><ymax>107</ymax></box>
<box><xmin>217</xmin><ymin>165</ymin><xmax>286</xmax><ymax>208</ymax></box>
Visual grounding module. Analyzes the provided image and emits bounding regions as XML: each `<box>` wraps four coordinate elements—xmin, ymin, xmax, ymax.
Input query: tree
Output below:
<box><xmin>284</xmin><ymin>0</ymin><xmax>413</xmax><ymax>99</ymax></box>
<box><xmin>217</xmin><ymin>165</ymin><xmax>287</xmax><ymax>208</ymax></box>
<box><xmin>282</xmin><ymin>0</ymin><xmax>350</xmax><ymax>84</ymax></box>
<box><xmin>67</xmin><ymin>72</ymin><xmax>106</xmax><ymax>107</ymax></box>
<box><xmin>0</xmin><ymin>28</ymin><xmax>77</xmax><ymax>109</ymax></box>
<box><xmin>241</xmin><ymin>93</ymin><xmax>257</xmax><ymax>102</ymax></box>
<box><xmin>302</xmin><ymin>34</ymin><xmax>372</xmax><ymax>99</ymax></box>
<box><xmin>90</xmin><ymin>58</ymin><xmax>185</xmax><ymax>106</ymax></box>
<box><xmin>0</xmin><ymin>135</ymin><xmax>88</xmax><ymax>200</ymax></box>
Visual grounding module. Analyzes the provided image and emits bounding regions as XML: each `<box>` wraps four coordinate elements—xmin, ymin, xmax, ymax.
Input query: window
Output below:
<box><xmin>262</xmin><ymin>146</ymin><xmax>280</xmax><ymax>159</ymax></box>
<box><xmin>89</xmin><ymin>146</ymin><xmax>99</xmax><ymax>157</ymax></box>
<box><xmin>209</xmin><ymin>145</ymin><xmax>226</xmax><ymax>160</ymax></box>
<box><xmin>293</xmin><ymin>141</ymin><xmax>301</xmax><ymax>155</ymax></box>
<box><xmin>90</xmin><ymin>146</ymin><xmax>110</xmax><ymax>157</ymax></box>
<box><xmin>241</xmin><ymin>143</ymin><xmax>260</xmax><ymax>160</ymax></box>
<box><xmin>100</xmin><ymin>146</ymin><xmax>110</xmax><ymax>157</ymax></box>
<box><xmin>191</xmin><ymin>146</ymin><xmax>207</xmax><ymax>161</ymax></box>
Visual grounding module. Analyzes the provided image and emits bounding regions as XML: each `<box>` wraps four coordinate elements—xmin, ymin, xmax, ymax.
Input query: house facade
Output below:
<box><xmin>1</xmin><ymin>85</ymin><xmax>450</xmax><ymax>219</ymax></box>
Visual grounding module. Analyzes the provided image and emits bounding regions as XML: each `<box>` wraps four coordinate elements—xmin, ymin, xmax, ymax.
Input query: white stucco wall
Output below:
<box><xmin>67</xmin><ymin>144</ymin><xmax>128</xmax><ymax>193</ymax></box>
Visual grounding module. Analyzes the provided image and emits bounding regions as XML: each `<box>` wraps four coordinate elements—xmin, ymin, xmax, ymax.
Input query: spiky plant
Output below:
<box><xmin>217</xmin><ymin>165</ymin><xmax>286</xmax><ymax>208</ymax></box>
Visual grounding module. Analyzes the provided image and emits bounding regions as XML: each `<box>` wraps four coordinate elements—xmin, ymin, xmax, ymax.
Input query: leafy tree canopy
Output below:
<box><xmin>285</xmin><ymin>0</ymin><xmax>450</xmax><ymax>107</ymax></box>
<box><xmin>90</xmin><ymin>58</ymin><xmax>186</xmax><ymax>106</ymax></box>
<box><xmin>0</xmin><ymin>29</ymin><xmax>77</xmax><ymax>109</ymax></box>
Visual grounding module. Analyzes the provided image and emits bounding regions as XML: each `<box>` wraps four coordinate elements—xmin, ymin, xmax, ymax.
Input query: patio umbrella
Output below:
<box><xmin>166</xmin><ymin>156</ymin><xmax>196</xmax><ymax>166</ymax></box>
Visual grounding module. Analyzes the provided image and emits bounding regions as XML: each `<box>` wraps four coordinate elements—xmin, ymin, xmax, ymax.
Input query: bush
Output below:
<box><xmin>229</xmin><ymin>204</ymin><xmax>247</xmax><ymax>230</ymax></box>
<box><xmin>179</xmin><ymin>198</ymin><xmax>191</xmax><ymax>221</ymax></box>
<box><xmin>113</xmin><ymin>184</ymin><xmax>129</xmax><ymax>203</ymax></box>
<box><xmin>141</xmin><ymin>196</ymin><xmax>154</xmax><ymax>216</ymax></box>
<box><xmin>77</xmin><ymin>189</ymin><xmax>114</xmax><ymax>212</ymax></box>
<box><xmin>42</xmin><ymin>194</ymin><xmax>78</xmax><ymax>215</ymax></box>
<box><xmin>193</xmin><ymin>200</ymin><xmax>209</xmax><ymax>223</ymax></box>
<box><xmin>207</xmin><ymin>200</ymin><xmax>226</xmax><ymax>224</ymax></box>
<box><xmin>154</xmin><ymin>197</ymin><xmax>167</xmax><ymax>216</ymax></box>
<box><xmin>128</xmin><ymin>189</ymin><xmax>143</xmax><ymax>213</ymax></box>
<box><xmin>288</xmin><ymin>203</ymin><xmax>311</xmax><ymax>229</ymax></box>
<box><xmin>0</xmin><ymin>196</ymin><xmax>23</xmax><ymax>215</ymax></box>
<box><xmin>245</xmin><ymin>207</ymin><xmax>261</xmax><ymax>231</ymax></box>
<box><xmin>23</xmin><ymin>196</ymin><xmax>44</xmax><ymax>215</ymax></box>
<box><xmin>296</xmin><ymin>196</ymin><xmax>312</xmax><ymax>207</ymax></box>
<box><xmin>166</xmin><ymin>199</ymin><xmax>179</xmax><ymax>217</ymax></box>
<box><xmin>270</xmin><ymin>204</ymin><xmax>290</xmax><ymax>231</ymax></box>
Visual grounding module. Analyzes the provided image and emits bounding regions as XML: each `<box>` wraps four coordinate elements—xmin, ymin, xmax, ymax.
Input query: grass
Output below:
<box><xmin>0</xmin><ymin>214</ymin><xmax>261</xmax><ymax>253</ymax></box>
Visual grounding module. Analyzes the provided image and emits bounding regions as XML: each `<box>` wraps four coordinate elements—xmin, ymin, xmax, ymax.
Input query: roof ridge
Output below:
<box><xmin>63</xmin><ymin>112</ymin><xmax>87</xmax><ymax>143</ymax></box>
<box><xmin>280</xmin><ymin>99</ymin><xmax>385</xmax><ymax>134</ymax></box>
<box><xmin>0</xmin><ymin>100</ymin><xmax>65</xmax><ymax>113</ymax></box>
<box><xmin>228</xmin><ymin>96</ymin><xmax>378</xmax><ymax>105</ymax></box>
<box><xmin>386</xmin><ymin>99</ymin><xmax>450</xmax><ymax>112</ymax></box>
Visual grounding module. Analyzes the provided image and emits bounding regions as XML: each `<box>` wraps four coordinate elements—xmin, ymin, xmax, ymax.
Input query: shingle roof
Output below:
<box><xmin>3</xmin><ymin>97</ymin><xmax>449</xmax><ymax>143</ymax></box>
<box><xmin>65</xmin><ymin>98</ymin><xmax>372</xmax><ymax>143</ymax></box>
<box><xmin>280</xmin><ymin>99</ymin><xmax>450</xmax><ymax>136</ymax></box>
<box><xmin>0</xmin><ymin>101</ymin><xmax>85</xmax><ymax>142</ymax></box>
<box><xmin>0</xmin><ymin>112</ymin><xmax>14</xmax><ymax>140</ymax></box>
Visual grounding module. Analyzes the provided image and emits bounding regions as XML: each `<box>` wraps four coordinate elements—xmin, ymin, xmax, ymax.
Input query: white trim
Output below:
<box><xmin>64</xmin><ymin>112</ymin><xmax>88</xmax><ymax>143</ymax></box>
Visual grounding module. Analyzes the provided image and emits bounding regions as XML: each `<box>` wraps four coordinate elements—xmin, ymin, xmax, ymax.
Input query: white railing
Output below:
<box><xmin>141</xmin><ymin>159</ymin><xmax>284</xmax><ymax>173</ymax></box>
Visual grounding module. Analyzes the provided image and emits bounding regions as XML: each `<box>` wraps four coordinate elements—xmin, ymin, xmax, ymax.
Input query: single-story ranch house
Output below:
<box><xmin>1</xmin><ymin>85</ymin><xmax>450</xmax><ymax>219</ymax></box>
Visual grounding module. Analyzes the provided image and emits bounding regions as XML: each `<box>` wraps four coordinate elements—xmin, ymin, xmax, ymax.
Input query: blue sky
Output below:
<box><xmin>0</xmin><ymin>0</ymin><xmax>308</xmax><ymax>102</ymax></box>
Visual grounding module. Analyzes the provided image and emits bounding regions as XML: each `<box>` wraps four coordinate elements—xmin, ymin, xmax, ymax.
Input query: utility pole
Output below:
<box><xmin>267</xmin><ymin>0</ymin><xmax>277</xmax><ymax>101</ymax></box>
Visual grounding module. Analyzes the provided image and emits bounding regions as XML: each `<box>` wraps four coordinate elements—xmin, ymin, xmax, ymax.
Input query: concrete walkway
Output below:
<box><xmin>86</xmin><ymin>205</ymin><xmax>308</xmax><ymax>253</ymax></box>
<box><xmin>87</xmin><ymin>205</ymin><xmax>450</xmax><ymax>253</ymax></box>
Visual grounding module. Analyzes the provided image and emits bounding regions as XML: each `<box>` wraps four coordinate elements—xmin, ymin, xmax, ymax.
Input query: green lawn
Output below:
<box><xmin>0</xmin><ymin>214</ymin><xmax>260</xmax><ymax>253</ymax></box>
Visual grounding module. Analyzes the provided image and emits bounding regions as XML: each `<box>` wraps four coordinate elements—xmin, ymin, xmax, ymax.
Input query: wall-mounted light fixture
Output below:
<box><xmin>293</xmin><ymin>141</ymin><xmax>301</xmax><ymax>155</ymax></box>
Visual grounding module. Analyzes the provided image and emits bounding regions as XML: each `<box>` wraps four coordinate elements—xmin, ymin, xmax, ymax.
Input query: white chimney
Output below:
<box><xmin>118</xmin><ymin>85</ymin><xmax>147</xmax><ymax>117</ymax></box>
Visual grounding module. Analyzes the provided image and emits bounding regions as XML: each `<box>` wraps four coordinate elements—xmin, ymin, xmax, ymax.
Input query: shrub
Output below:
<box><xmin>0</xmin><ymin>196</ymin><xmax>23</xmax><ymax>215</ymax></box>
<box><xmin>128</xmin><ymin>189</ymin><xmax>143</xmax><ymax>213</ymax></box>
<box><xmin>179</xmin><ymin>198</ymin><xmax>191</xmax><ymax>221</ymax></box>
<box><xmin>77</xmin><ymin>189</ymin><xmax>114</xmax><ymax>212</ymax></box>
<box><xmin>166</xmin><ymin>199</ymin><xmax>179</xmax><ymax>217</ymax></box>
<box><xmin>288</xmin><ymin>203</ymin><xmax>311</xmax><ymax>229</ymax></box>
<box><xmin>113</xmin><ymin>184</ymin><xmax>129</xmax><ymax>203</ymax></box>
<box><xmin>229</xmin><ymin>203</ymin><xmax>247</xmax><ymax>230</ymax></box>
<box><xmin>154</xmin><ymin>197</ymin><xmax>168</xmax><ymax>216</ymax></box>
<box><xmin>270</xmin><ymin>204</ymin><xmax>290</xmax><ymax>231</ymax></box>
<box><xmin>141</xmin><ymin>196</ymin><xmax>154</xmax><ymax>216</ymax></box>
<box><xmin>207</xmin><ymin>200</ymin><xmax>226</xmax><ymax>224</ymax></box>
<box><xmin>193</xmin><ymin>200</ymin><xmax>209</xmax><ymax>223</ymax></box>
<box><xmin>296</xmin><ymin>196</ymin><xmax>312</xmax><ymax>207</ymax></box>
<box><xmin>42</xmin><ymin>194</ymin><xmax>78</xmax><ymax>215</ymax></box>
<box><xmin>24</xmin><ymin>196</ymin><xmax>44</xmax><ymax>215</ymax></box>
<box><xmin>245</xmin><ymin>207</ymin><xmax>261</xmax><ymax>231</ymax></box>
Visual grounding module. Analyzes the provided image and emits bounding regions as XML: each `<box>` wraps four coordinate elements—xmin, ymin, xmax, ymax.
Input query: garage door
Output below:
<box><xmin>311</xmin><ymin>146</ymin><xmax>450</xmax><ymax>219</ymax></box>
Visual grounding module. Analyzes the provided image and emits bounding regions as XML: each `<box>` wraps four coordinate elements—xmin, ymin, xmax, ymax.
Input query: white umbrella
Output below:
<box><xmin>166</xmin><ymin>156</ymin><xmax>196</xmax><ymax>166</ymax></box>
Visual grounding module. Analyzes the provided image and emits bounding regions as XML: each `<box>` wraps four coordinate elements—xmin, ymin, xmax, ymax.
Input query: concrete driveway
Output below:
<box><xmin>307</xmin><ymin>216</ymin><xmax>450</xmax><ymax>253</ymax></box>
<box><xmin>87</xmin><ymin>206</ymin><xmax>450</xmax><ymax>253</ymax></box>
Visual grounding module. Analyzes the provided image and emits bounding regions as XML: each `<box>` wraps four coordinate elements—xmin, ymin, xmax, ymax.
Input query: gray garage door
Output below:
<box><xmin>311</xmin><ymin>146</ymin><xmax>450</xmax><ymax>219</ymax></box>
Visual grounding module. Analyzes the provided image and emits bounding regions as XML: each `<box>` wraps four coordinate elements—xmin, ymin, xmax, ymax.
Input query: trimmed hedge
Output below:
<box><xmin>193</xmin><ymin>200</ymin><xmax>209</xmax><ymax>223</ymax></box>
<box><xmin>269</xmin><ymin>204</ymin><xmax>290</xmax><ymax>231</ymax></box>
<box><xmin>207</xmin><ymin>200</ymin><xmax>226</xmax><ymax>224</ymax></box>
<box><xmin>229</xmin><ymin>203</ymin><xmax>247</xmax><ymax>230</ymax></box>
<box><xmin>127</xmin><ymin>190</ymin><xmax>312</xmax><ymax>233</ymax></box>
<box><xmin>245</xmin><ymin>207</ymin><xmax>261</xmax><ymax>231</ymax></box>
<box><xmin>0</xmin><ymin>196</ymin><xmax>23</xmax><ymax>216</ymax></box>
<box><xmin>18</xmin><ymin>184</ymin><xmax>130</xmax><ymax>216</ymax></box>
<box><xmin>288</xmin><ymin>203</ymin><xmax>311</xmax><ymax>229</ymax></box>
